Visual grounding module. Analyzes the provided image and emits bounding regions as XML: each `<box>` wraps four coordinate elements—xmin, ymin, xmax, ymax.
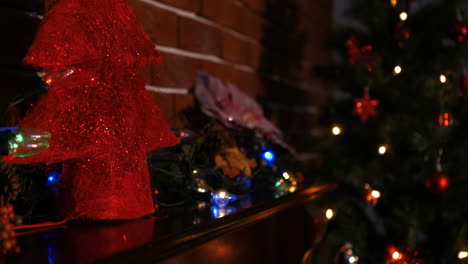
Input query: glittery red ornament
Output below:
<box><xmin>424</xmin><ymin>170</ymin><xmax>450</xmax><ymax>194</ymax></box>
<box><xmin>450</xmin><ymin>21</ymin><xmax>468</xmax><ymax>43</ymax></box>
<box><xmin>345</xmin><ymin>34</ymin><xmax>376</xmax><ymax>71</ymax></box>
<box><xmin>460</xmin><ymin>72</ymin><xmax>468</xmax><ymax>100</ymax></box>
<box><xmin>5</xmin><ymin>0</ymin><xmax>179</xmax><ymax>220</ymax></box>
<box><xmin>353</xmin><ymin>92</ymin><xmax>379</xmax><ymax>123</ymax></box>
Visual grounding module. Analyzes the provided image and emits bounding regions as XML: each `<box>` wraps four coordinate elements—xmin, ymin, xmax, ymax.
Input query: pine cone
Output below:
<box><xmin>0</xmin><ymin>161</ymin><xmax>21</xmax><ymax>207</ymax></box>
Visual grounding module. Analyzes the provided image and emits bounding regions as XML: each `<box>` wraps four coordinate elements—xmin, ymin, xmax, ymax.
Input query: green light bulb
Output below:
<box><xmin>6</xmin><ymin>127</ymin><xmax>51</xmax><ymax>158</ymax></box>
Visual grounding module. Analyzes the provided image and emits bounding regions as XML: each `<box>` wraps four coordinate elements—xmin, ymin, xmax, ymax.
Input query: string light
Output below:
<box><xmin>261</xmin><ymin>150</ymin><xmax>275</xmax><ymax>165</ymax></box>
<box><xmin>282</xmin><ymin>172</ymin><xmax>290</xmax><ymax>180</ymax></box>
<box><xmin>192</xmin><ymin>169</ymin><xmax>198</xmax><ymax>174</ymax></box>
<box><xmin>390</xmin><ymin>0</ymin><xmax>397</xmax><ymax>7</ymax></box>
<box><xmin>378</xmin><ymin>145</ymin><xmax>387</xmax><ymax>155</ymax></box>
<box><xmin>392</xmin><ymin>250</ymin><xmax>402</xmax><ymax>260</ymax></box>
<box><xmin>393</xmin><ymin>65</ymin><xmax>402</xmax><ymax>75</ymax></box>
<box><xmin>399</xmin><ymin>12</ymin><xmax>408</xmax><ymax>21</ymax></box>
<box><xmin>440</xmin><ymin>74</ymin><xmax>447</xmax><ymax>83</ymax></box>
<box><xmin>46</xmin><ymin>171</ymin><xmax>61</xmax><ymax>187</ymax></box>
<box><xmin>325</xmin><ymin>208</ymin><xmax>334</xmax><ymax>220</ymax></box>
<box><xmin>332</xmin><ymin>125</ymin><xmax>342</xmax><ymax>135</ymax></box>
<box><xmin>458</xmin><ymin>251</ymin><xmax>468</xmax><ymax>259</ymax></box>
<box><xmin>371</xmin><ymin>190</ymin><xmax>381</xmax><ymax>199</ymax></box>
<box><xmin>211</xmin><ymin>190</ymin><xmax>236</xmax><ymax>208</ymax></box>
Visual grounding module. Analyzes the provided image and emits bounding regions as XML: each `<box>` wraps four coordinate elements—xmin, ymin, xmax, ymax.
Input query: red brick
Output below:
<box><xmin>222</xmin><ymin>32</ymin><xmax>250</xmax><ymax>65</ymax></box>
<box><xmin>200</xmin><ymin>61</ymin><xmax>233</xmax><ymax>82</ymax></box>
<box><xmin>241</xmin><ymin>0</ymin><xmax>265</xmax><ymax>13</ymax></box>
<box><xmin>179</xmin><ymin>17</ymin><xmax>222</xmax><ymax>56</ymax></box>
<box><xmin>239</xmin><ymin>10</ymin><xmax>264</xmax><ymax>40</ymax></box>
<box><xmin>150</xmin><ymin>93</ymin><xmax>176</xmax><ymax>126</ymax></box>
<box><xmin>249</xmin><ymin>42</ymin><xmax>263</xmax><ymax>68</ymax></box>
<box><xmin>156</xmin><ymin>0</ymin><xmax>201</xmax><ymax>12</ymax></box>
<box><xmin>153</xmin><ymin>51</ymin><xmax>201</xmax><ymax>88</ymax></box>
<box><xmin>127</xmin><ymin>0</ymin><xmax>178</xmax><ymax>46</ymax></box>
<box><xmin>201</xmin><ymin>0</ymin><xmax>241</xmax><ymax>29</ymax></box>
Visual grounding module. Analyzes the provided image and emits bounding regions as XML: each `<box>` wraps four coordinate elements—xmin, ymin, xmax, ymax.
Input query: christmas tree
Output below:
<box><xmin>5</xmin><ymin>0</ymin><xmax>179</xmax><ymax>220</ymax></box>
<box><xmin>313</xmin><ymin>0</ymin><xmax>468</xmax><ymax>263</ymax></box>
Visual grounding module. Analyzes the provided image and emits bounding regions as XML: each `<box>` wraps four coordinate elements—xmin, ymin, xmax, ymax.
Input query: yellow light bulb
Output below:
<box><xmin>400</xmin><ymin>12</ymin><xmax>408</xmax><ymax>21</ymax></box>
<box><xmin>325</xmin><ymin>209</ymin><xmax>334</xmax><ymax>220</ymax></box>
<box><xmin>393</xmin><ymin>65</ymin><xmax>402</xmax><ymax>75</ymax></box>
<box><xmin>440</xmin><ymin>74</ymin><xmax>447</xmax><ymax>83</ymax></box>
<box><xmin>192</xmin><ymin>169</ymin><xmax>199</xmax><ymax>174</ymax></box>
<box><xmin>458</xmin><ymin>251</ymin><xmax>468</xmax><ymax>259</ymax></box>
<box><xmin>392</xmin><ymin>251</ymin><xmax>401</xmax><ymax>260</ymax></box>
<box><xmin>378</xmin><ymin>145</ymin><xmax>387</xmax><ymax>155</ymax></box>
<box><xmin>282</xmin><ymin>172</ymin><xmax>290</xmax><ymax>180</ymax></box>
<box><xmin>390</xmin><ymin>0</ymin><xmax>397</xmax><ymax>6</ymax></box>
<box><xmin>332</xmin><ymin>125</ymin><xmax>342</xmax><ymax>135</ymax></box>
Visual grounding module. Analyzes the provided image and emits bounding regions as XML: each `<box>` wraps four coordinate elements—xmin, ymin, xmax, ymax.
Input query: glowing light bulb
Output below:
<box><xmin>332</xmin><ymin>125</ymin><xmax>342</xmax><ymax>135</ymax></box>
<box><xmin>262</xmin><ymin>150</ymin><xmax>275</xmax><ymax>164</ymax></box>
<box><xmin>211</xmin><ymin>190</ymin><xmax>236</xmax><ymax>208</ymax></box>
<box><xmin>458</xmin><ymin>251</ymin><xmax>468</xmax><ymax>259</ymax></box>
<box><xmin>1</xmin><ymin>127</ymin><xmax>51</xmax><ymax>158</ymax></box>
<box><xmin>325</xmin><ymin>209</ymin><xmax>334</xmax><ymax>220</ymax></box>
<box><xmin>349</xmin><ymin>256</ymin><xmax>356</xmax><ymax>263</ymax></box>
<box><xmin>371</xmin><ymin>190</ymin><xmax>381</xmax><ymax>199</ymax></box>
<box><xmin>192</xmin><ymin>169</ymin><xmax>198</xmax><ymax>174</ymax></box>
<box><xmin>46</xmin><ymin>171</ymin><xmax>61</xmax><ymax>187</ymax></box>
<box><xmin>378</xmin><ymin>145</ymin><xmax>387</xmax><ymax>155</ymax></box>
<box><xmin>393</xmin><ymin>65</ymin><xmax>402</xmax><ymax>75</ymax></box>
<box><xmin>440</xmin><ymin>74</ymin><xmax>447</xmax><ymax>83</ymax></box>
<box><xmin>392</xmin><ymin>251</ymin><xmax>401</xmax><ymax>260</ymax></box>
<box><xmin>228</xmin><ymin>116</ymin><xmax>234</xmax><ymax>122</ymax></box>
<box><xmin>390</xmin><ymin>0</ymin><xmax>397</xmax><ymax>6</ymax></box>
<box><xmin>282</xmin><ymin>172</ymin><xmax>290</xmax><ymax>180</ymax></box>
<box><xmin>399</xmin><ymin>12</ymin><xmax>408</xmax><ymax>21</ymax></box>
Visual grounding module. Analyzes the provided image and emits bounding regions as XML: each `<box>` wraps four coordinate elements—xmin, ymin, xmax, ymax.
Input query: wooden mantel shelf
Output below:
<box><xmin>3</xmin><ymin>184</ymin><xmax>333</xmax><ymax>264</ymax></box>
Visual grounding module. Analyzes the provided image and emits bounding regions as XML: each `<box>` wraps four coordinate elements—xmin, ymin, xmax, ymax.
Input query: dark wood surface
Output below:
<box><xmin>0</xmin><ymin>185</ymin><xmax>332</xmax><ymax>264</ymax></box>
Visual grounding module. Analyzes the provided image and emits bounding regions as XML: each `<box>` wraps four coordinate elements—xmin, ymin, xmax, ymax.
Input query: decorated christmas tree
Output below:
<box><xmin>313</xmin><ymin>0</ymin><xmax>468</xmax><ymax>263</ymax></box>
<box><xmin>5</xmin><ymin>0</ymin><xmax>179</xmax><ymax>220</ymax></box>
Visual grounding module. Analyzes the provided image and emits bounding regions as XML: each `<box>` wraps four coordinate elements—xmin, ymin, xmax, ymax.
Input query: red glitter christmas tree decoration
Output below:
<box><xmin>5</xmin><ymin>0</ymin><xmax>179</xmax><ymax>220</ymax></box>
<box><xmin>353</xmin><ymin>92</ymin><xmax>380</xmax><ymax>123</ymax></box>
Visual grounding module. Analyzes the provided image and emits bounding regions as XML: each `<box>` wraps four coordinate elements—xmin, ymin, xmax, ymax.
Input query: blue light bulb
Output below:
<box><xmin>211</xmin><ymin>190</ymin><xmax>236</xmax><ymax>208</ymax></box>
<box><xmin>46</xmin><ymin>171</ymin><xmax>61</xmax><ymax>187</ymax></box>
<box><xmin>262</xmin><ymin>150</ymin><xmax>275</xmax><ymax>164</ymax></box>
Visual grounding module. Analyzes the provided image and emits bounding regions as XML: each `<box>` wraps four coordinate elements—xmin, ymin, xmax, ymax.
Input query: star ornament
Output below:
<box><xmin>353</xmin><ymin>92</ymin><xmax>379</xmax><ymax>123</ymax></box>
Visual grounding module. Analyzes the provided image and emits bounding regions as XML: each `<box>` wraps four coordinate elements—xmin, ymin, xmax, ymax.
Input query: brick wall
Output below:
<box><xmin>127</xmin><ymin>0</ymin><xmax>332</xmax><ymax>146</ymax></box>
<box><xmin>1</xmin><ymin>0</ymin><xmax>331</xmax><ymax>151</ymax></box>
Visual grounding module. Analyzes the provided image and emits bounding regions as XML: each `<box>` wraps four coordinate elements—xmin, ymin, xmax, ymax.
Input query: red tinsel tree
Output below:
<box><xmin>6</xmin><ymin>0</ymin><xmax>179</xmax><ymax>220</ymax></box>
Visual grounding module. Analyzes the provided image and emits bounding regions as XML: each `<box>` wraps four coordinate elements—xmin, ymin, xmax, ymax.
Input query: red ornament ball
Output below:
<box><xmin>424</xmin><ymin>170</ymin><xmax>450</xmax><ymax>194</ymax></box>
<box><xmin>450</xmin><ymin>21</ymin><xmax>468</xmax><ymax>43</ymax></box>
